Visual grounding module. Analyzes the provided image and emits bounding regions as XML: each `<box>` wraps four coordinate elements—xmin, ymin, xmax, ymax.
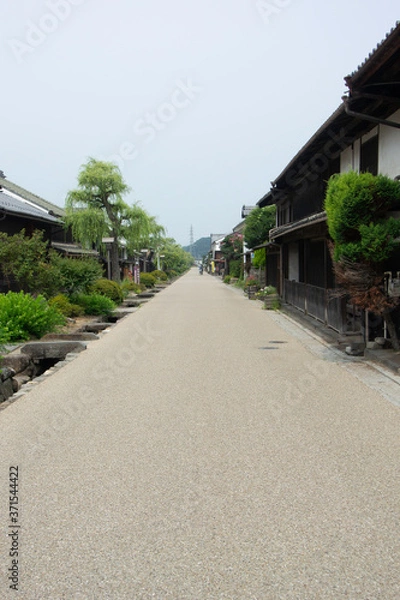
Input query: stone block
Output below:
<box><xmin>41</xmin><ymin>333</ymin><xmax>99</xmax><ymax>341</ymax></box>
<box><xmin>21</xmin><ymin>341</ymin><xmax>87</xmax><ymax>360</ymax></box>
<box><xmin>0</xmin><ymin>379</ymin><xmax>14</xmax><ymax>402</ymax></box>
<box><xmin>1</xmin><ymin>367</ymin><xmax>16</xmax><ymax>382</ymax></box>
<box><xmin>83</xmin><ymin>322</ymin><xmax>110</xmax><ymax>333</ymax></box>
<box><xmin>1</xmin><ymin>354</ymin><xmax>31</xmax><ymax>374</ymax></box>
<box><xmin>345</xmin><ymin>342</ymin><xmax>365</xmax><ymax>356</ymax></box>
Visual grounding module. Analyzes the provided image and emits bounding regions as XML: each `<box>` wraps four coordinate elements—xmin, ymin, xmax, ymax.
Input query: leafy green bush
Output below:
<box><xmin>51</xmin><ymin>255</ymin><xmax>104</xmax><ymax>295</ymax></box>
<box><xmin>71</xmin><ymin>293</ymin><xmax>115</xmax><ymax>316</ymax></box>
<box><xmin>0</xmin><ymin>230</ymin><xmax>64</xmax><ymax>297</ymax></box>
<box><xmin>48</xmin><ymin>294</ymin><xmax>84</xmax><ymax>318</ymax></box>
<box><xmin>325</xmin><ymin>172</ymin><xmax>400</xmax><ymax>260</ymax></box>
<box><xmin>232</xmin><ymin>278</ymin><xmax>245</xmax><ymax>289</ymax></box>
<box><xmin>229</xmin><ymin>259</ymin><xmax>242</xmax><ymax>278</ymax></box>
<box><xmin>151</xmin><ymin>269</ymin><xmax>168</xmax><ymax>281</ymax></box>
<box><xmin>121</xmin><ymin>280</ymin><xmax>145</xmax><ymax>295</ymax></box>
<box><xmin>0</xmin><ymin>292</ymin><xmax>65</xmax><ymax>342</ymax></box>
<box><xmin>90</xmin><ymin>278</ymin><xmax>123</xmax><ymax>303</ymax></box>
<box><xmin>165</xmin><ymin>269</ymin><xmax>178</xmax><ymax>279</ymax></box>
<box><xmin>244</xmin><ymin>205</ymin><xmax>276</xmax><ymax>249</ymax></box>
<box><xmin>223</xmin><ymin>275</ymin><xmax>232</xmax><ymax>284</ymax></box>
<box><xmin>0</xmin><ymin>231</ymin><xmax>103</xmax><ymax>298</ymax></box>
<box><xmin>140</xmin><ymin>273</ymin><xmax>156</xmax><ymax>288</ymax></box>
<box><xmin>252</xmin><ymin>248</ymin><xmax>266</xmax><ymax>269</ymax></box>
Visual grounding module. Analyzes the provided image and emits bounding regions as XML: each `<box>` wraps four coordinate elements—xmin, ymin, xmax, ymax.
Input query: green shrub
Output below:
<box><xmin>151</xmin><ymin>269</ymin><xmax>168</xmax><ymax>281</ymax></box>
<box><xmin>0</xmin><ymin>231</ymin><xmax>67</xmax><ymax>297</ymax></box>
<box><xmin>51</xmin><ymin>255</ymin><xmax>103</xmax><ymax>295</ymax></box>
<box><xmin>48</xmin><ymin>294</ymin><xmax>84</xmax><ymax>318</ymax></box>
<box><xmin>252</xmin><ymin>248</ymin><xmax>266</xmax><ymax>269</ymax></box>
<box><xmin>121</xmin><ymin>279</ymin><xmax>136</xmax><ymax>295</ymax></box>
<box><xmin>0</xmin><ymin>292</ymin><xmax>65</xmax><ymax>341</ymax></box>
<box><xmin>223</xmin><ymin>275</ymin><xmax>232</xmax><ymax>284</ymax></box>
<box><xmin>140</xmin><ymin>273</ymin><xmax>156</xmax><ymax>288</ymax></box>
<box><xmin>71</xmin><ymin>293</ymin><xmax>116</xmax><ymax>316</ymax></box>
<box><xmin>234</xmin><ymin>278</ymin><xmax>245</xmax><ymax>289</ymax></box>
<box><xmin>121</xmin><ymin>280</ymin><xmax>145</xmax><ymax>295</ymax></box>
<box><xmin>325</xmin><ymin>172</ymin><xmax>400</xmax><ymax>261</ymax></box>
<box><xmin>90</xmin><ymin>278</ymin><xmax>123</xmax><ymax>303</ymax></box>
<box><xmin>229</xmin><ymin>259</ymin><xmax>242</xmax><ymax>278</ymax></box>
<box><xmin>166</xmin><ymin>269</ymin><xmax>178</xmax><ymax>279</ymax></box>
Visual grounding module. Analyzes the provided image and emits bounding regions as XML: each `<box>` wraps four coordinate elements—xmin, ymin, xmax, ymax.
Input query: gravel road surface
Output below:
<box><xmin>1</xmin><ymin>268</ymin><xmax>399</xmax><ymax>599</ymax></box>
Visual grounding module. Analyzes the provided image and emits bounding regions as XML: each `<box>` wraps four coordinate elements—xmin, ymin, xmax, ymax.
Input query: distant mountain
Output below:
<box><xmin>183</xmin><ymin>236</ymin><xmax>211</xmax><ymax>260</ymax></box>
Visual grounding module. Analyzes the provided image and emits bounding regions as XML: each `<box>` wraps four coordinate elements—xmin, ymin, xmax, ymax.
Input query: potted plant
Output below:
<box><xmin>244</xmin><ymin>276</ymin><xmax>260</xmax><ymax>299</ymax></box>
<box><xmin>256</xmin><ymin>286</ymin><xmax>280</xmax><ymax>309</ymax></box>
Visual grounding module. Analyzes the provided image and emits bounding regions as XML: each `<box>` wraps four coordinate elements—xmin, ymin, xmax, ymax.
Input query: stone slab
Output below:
<box><xmin>0</xmin><ymin>354</ymin><xmax>31</xmax><ymax>373</ymax></box>
<box><xmin>41</xmin><ymin>333</ymin><xmax>99</xmax><ymax>341</ymax></box>
<box><xmin>82</xmin><ymin>323</ymin><xmax>110</xmax><ymax>333</ymax></box>
<box><xmin>21</xmin><ymin>341</ymin><xmax>87</xmax><ymax>360</ymax></box>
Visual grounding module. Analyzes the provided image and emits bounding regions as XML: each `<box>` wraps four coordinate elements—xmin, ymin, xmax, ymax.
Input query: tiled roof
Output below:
<box><xmin>258</xmin><ymin>21</ymin><xmax>400</xmax><ymax>209</ymax></box>
<box><xmin>0</xmin><ymin>178</ymin><xmax>65</xmax><ymax>218</ymax></box>
<box><xmin>345</xmin><ymin>21</ymin><xmax>400</xmax><ymax>84</ymax></box>
<box><xmin>51</xmin><ymin>242</ymin><xmax>99</xmax><ymax>256</ymax></box>
<box><xmin>269</xmin><ymin>211</ymin><xmax>327</xmax><ymax>241</ymax></box>
<box><xmin>0</xmin><ymin>190</ymin><xmax>60</xmax><ymax>223</ymax></box>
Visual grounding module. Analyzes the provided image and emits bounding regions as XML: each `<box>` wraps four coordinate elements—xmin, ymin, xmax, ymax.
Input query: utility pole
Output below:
<box><xmin>190</xmin><ymin>224</ymin><xmax>194</xmax><ymax>258</ymax></box>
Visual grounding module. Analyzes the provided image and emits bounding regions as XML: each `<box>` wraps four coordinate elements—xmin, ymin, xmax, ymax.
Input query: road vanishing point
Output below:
<box><xmin>1</xmin><ymin>268</ymin><xmax>399</xmax><ymax>599</ymax></box>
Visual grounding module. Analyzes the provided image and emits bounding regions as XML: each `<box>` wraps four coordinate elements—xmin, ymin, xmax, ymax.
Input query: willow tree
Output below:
<box><xmin>325</xmin><ymin>171</ymin><xmax>400</xmax><ymax>348</ymax></box>
<box><xmin>124</xmin><ymin>209</ymin><xmax>164</xmax><ymax>257</ymax></box>
<box><xmin>66</xmin><ymin>159</ymin><xmax>141</xmax><ymax>282</ymax></box>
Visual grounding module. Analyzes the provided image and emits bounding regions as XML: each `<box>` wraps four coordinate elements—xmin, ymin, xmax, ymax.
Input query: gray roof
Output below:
<box><xmin>210</xmin><ymin>233</ymin><xmax>227</xmax><ymax>244</ymax></box>
<box><xmin>0</xmin><ymin>178</ymin><xmax>65</xmax><ymax>218</ymax></box>
<box><xmin>51</xmin><ymin>242</ymin><xmax>99</xmax><ymax>256</ymax></box>
<box><xmin>346</xmin><ymin>21</ymin><xmax>400</xmax><ymax>82</ymax></box>
<box><xmin>0</xmin><ymin>190</ymin><xmax>60</xmax><ymax>223</ymax></box>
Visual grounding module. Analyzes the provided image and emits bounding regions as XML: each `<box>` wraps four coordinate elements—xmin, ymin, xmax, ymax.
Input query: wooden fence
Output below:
<box><xmin>283</xmin><ymin>280</ymin><xmax>350</xmax><ymax>333</ymax></box>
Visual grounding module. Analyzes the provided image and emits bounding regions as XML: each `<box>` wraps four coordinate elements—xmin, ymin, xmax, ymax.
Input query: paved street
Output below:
<box><xmin>1</xmin><ymin>268</ymin><xmax>399</xmax><ymax>599</ymax></box>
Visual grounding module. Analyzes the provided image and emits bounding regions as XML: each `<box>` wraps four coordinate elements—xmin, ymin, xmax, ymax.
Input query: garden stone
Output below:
<box><xmin>1</xmin><ymin>367</ymin><xmax>16</xmax><ymax>382</ymax></box>
<box><xmin>0</xmin><ymin>379</ymin><xmax>14</xmax><ymax>402</ymax></box>
<box><xmin>1</xmin><ymin>354</ymin><xmax>31</xmax><ymax>373</ymax></box>
<box><xmin>21</xmin><ymin>341</ymin><xmax>87</xmax><ymax>360</ymax></box>
<box><xmin>41</xmin><ymin>333</ymin><xmax>99</xmax><ymax>341</ymax></box>
<box><xmin>83</xmin><ymin>322</ymin><xmax>110</xmax><ymax>333</ymax></box>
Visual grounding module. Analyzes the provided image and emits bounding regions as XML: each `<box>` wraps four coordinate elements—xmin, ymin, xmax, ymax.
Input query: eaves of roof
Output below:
<box><xmin>272</xmin><ymin>104</ymin><xmax>346</xmax><ymax>189</ymax></box>
<box><xmin>258</xmin><ymin>21</ymin><xmax>400</xmax><ymax>208</ymax></box>
<box><xmin>0</xmin><ymin>191</ymin><xmax>60</xmax><ymax>223</ymax></box>
<box><xmin>345</xmin><ymin>21</ymin><xmax>400</xmax><ymax>90</ymax></box>
<box><xmin>0</xmin><ymin>178</ymin><xmax>65</xmax><ymax>218</ymax></box>
<box><xmin>51</xmin><ymin>242</ymin><xmax>99</xmax><ymax>256</ymax></box>
<box><xmin>269</xmin><ymin>211</ymin><xmax>327</xmax><ymax>241</ymax></box>
<box><xmin>251</xmin><ymin>241</ymin><xmax>280</xmax><ymax>251</ymax></box>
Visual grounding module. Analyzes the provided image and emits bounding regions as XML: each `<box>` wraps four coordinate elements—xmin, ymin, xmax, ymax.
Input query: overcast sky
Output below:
<box><xmin>1</xmin><ymin>1</ymin><xmax>399</xmax><ymax>245</ymax></box>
